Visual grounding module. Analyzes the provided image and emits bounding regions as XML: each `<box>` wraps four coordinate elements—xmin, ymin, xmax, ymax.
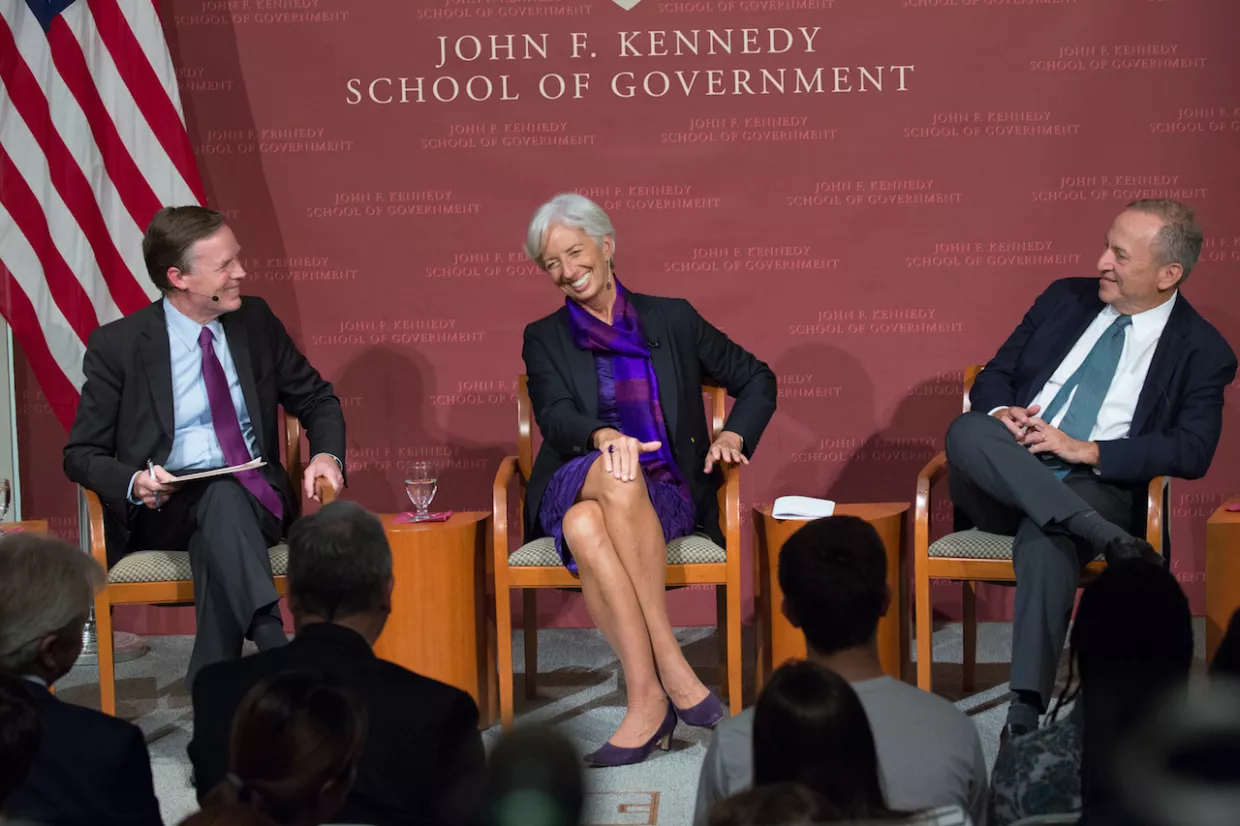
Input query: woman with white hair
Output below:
<box><xmin>520</xmin><ymin>193</ymin><xmax>777</xmax><ymax>767</ymax></box>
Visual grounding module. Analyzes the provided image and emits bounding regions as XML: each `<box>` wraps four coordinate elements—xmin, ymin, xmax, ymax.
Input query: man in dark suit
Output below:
<box><xmin>189</xmin><ymin>501</ymin><xmax>485</xmax><ymax>826</ymax></box>
<box><xmin>0</xmin><ymin>534</ymin><xmax>163</xmax><ymax>826</ymax></box>
<box><xmin>944</xmin><ymin>199</ymin><xmax>1236</xmax><ymax>741</ymax></box>
<box><xmin>63</xmin><ymin>206</ymin><xmax>345</xmax><ymax>687</ymax></box>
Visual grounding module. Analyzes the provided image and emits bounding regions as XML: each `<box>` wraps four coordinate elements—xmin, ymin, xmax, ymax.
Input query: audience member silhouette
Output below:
<box><xmin>753</xmin><ymin>660</ymin><xmax>903</xmax><ymax>823</ymax></box>
<box><xmin>190</xmin><ymin>501</ymin><xmax>485</xmax><ymax>826</ymax></box>
<box><xmin>707</xmin><ymin>783</ymin><xmax>830</xmax><ymax>826</ymax></box>
<box><xmin>477</xmin><ymin>726</ymin><xmax>584</xmax><ymax>826</ymax></box>
<box><xmin>0</xmin><ymin>534</ymin><xmax>162</xmax><ymax>826</ymax></box>
<box><xmin>695</xmin><ymin>516</ymin><xmax>986</xmax><ymax>825</ymax></box>
<box><xmin>0</xmin><ymin>674</ymin><xmax>42</xmax><ymax>811</ymax></box>
<box><xmin>989</xmin><ymin>560</ymin><xmax>1193</xmax><ymax>826</ymax></box>
<box><xmin>201</xmin><ymin>671</ymin><xmax>366</xmax><ymax>826</ymax></box>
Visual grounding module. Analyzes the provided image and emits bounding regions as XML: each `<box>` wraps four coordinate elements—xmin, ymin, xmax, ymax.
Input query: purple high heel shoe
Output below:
<box><xmin>584</xmin><ymin>703</ymin><xmax>678</xmax><ymax>768</ymax></box>
<box><xmin>672</xmin><ymin>691</ymin><xmax>725</xmax><ymax>729</ymax></box>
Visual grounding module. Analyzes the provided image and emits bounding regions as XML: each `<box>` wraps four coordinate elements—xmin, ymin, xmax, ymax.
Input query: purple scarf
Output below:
<box><xmin>565</xmin><ymin>280</ymin><xmax>690</xmax><ymax>497</ymax></box>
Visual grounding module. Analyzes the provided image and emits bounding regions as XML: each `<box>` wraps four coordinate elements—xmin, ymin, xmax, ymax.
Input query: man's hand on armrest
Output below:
<box><xmin>303</xmin><ymin>453</ymin><xmax>344</xmax><ymax>502</ymax></box>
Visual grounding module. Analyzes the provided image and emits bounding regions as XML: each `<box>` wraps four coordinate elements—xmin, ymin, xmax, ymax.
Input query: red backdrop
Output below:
<box><xmin>18</xmin><ymin>0</ymin><xmax>1240</xmax><ymax>634</ymax></box>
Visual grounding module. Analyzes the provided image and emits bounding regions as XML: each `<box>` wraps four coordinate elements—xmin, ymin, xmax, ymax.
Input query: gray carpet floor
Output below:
<box><xmin>53</xmin><ymin>620</ymin><xmax>1209</xmax><ymax>826</ymax></box>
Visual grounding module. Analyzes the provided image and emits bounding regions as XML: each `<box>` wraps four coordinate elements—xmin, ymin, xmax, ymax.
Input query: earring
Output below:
<box><xmin>606</xmin><ymin>259</ymin><xmax>613</xmax><ymax>287</ymax></box>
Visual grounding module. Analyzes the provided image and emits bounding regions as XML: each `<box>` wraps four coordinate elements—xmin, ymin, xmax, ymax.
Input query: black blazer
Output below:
<box><xmin>62</xmin><ymin>297</ymin><xmax>345</xmax><ymax>564</ymax></box>
<box><xmin>971</xmin><ymin>278</ymin><xmax>1237</xmax><ymax>484</ymax></box>
<box><xmin>521</xmin><ymin>293</ymin><xmax>777</xmax><ymax>544</ymax></box>
<box><xmin>188</xmin><ymin>623</ymin><xmax>485</xmax><ymax>826</ymax></box>
<box><xmin>6</xmin><ymin>681</ymin><xmax>163</xmax><ymax>826</ymax></box>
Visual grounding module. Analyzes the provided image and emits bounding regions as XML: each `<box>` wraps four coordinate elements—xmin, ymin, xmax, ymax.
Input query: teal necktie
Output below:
<box><xmin>1039</xmin><ymin>314</ymin><xmax>1132</xmax><ymax>477</ymax></box>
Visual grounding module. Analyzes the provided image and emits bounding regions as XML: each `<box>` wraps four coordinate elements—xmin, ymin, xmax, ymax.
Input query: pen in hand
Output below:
<box><xmin>147</xmin><ymin>459</ymin><xmax>161</xmax><ymax>510</ymax></box>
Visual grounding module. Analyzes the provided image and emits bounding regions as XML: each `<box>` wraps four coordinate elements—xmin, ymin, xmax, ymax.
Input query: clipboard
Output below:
<box><xmin>166</xmin><ymin>458</ymin><xmax>266</xmax><ymax>483</ymax></box>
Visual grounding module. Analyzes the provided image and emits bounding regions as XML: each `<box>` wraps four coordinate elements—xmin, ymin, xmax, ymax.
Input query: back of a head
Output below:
<box><xmin>0</xmin><ymin>535</ymin><xmax>104</xmax><ymax>679</ymax></box>
<box><xmin>1071</xmin><ymin>561</ymin><xmax>1194</xmax><ymax>807</ymax></box>
<box><xmin>178</xmin><ymin>803</ymin><xmax>280</xmax><ymax>826</ymax></box>
<box><xmin>708</xmin><ymin>783</ymin><xmax>832</xmax><ymax>826</ymax></box>
<box><xmin>480</xmin><ymin>726</ymin><xmax>584</xmax><ymax>826</ymax></box>
<box><xmin>207</xmin><ymin>670</ymin><xmax>368</xmax><ymax>825</ymax></box>
<box><xmin>1072</xmin><ymin>559</ymin><xmax>1193</xmax><ymax>687</ymax></box>
<box><xmin>287</xmin><ymin>502</ymin><xmax>392</xmax><ymax>621</ymax></box>
<box><xmin>777</xmin><ymin>516</ymin><xmax>888</xmax><ymax>656</ymax></box>
<box><xmin>753</xmin><ymin>661</ymin><xmax>892</xmax><ymax>821</ymax></box>
<box><xmin>1109</xmin><ymin>679</ymin><xmax>1240</xmax><ymax>826</ymax></box>
<box><xmin>0</xmin><ymin>673</ymin><xmax>43</xmax><ymax>806</ymax></box>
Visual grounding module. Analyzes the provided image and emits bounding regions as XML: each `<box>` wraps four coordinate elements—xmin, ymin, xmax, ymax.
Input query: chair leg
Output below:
<box><xmin>496</xmin><ymin>582</ymin><xmax>515</xmax><ymax>731</ymax></box>
<box><xmin>726</xmin><ymin>581</ymin><xmax>742</xmax><ymax>716</ymax></box>
<box><xmin>716</xmin><ymin>586</ymin><xmax>728</xmax><ymax>702</ymax></box>
<box><xmin>522</xmin><ymin>590</ymin><xmax>538</xmax><ymax>700</ymax></box>
<box><xmin>915</xmin><ymin>565</ymin><xmax>933</xmax><ymax>692</ymax></box>
<box><xmin>95</xmin><ymin>599</ymin><xmax>116</xmax><ymax>716</ymax></box>
<box><xmin>962</xmin><ymin>581</ymin><xmax>978</xmax><ymax>694</ymax></box>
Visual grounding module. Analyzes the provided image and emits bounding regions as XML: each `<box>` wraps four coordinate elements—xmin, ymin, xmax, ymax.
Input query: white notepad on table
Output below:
<box><xmin>772</xmin><ymin>495</ymin><xmax>836</xmax><ymax>520</ymax></box>
<box><xmin>165</xmin><ymin>458</ymin><xmax>266</xmax><ymax>483</ymax></box>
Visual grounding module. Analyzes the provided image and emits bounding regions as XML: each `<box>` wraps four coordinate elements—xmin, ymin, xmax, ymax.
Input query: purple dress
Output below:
<box><xmin>538</xmin><ymin>355</ymin><xmax>697</xmax><ymax>574</ymax></box>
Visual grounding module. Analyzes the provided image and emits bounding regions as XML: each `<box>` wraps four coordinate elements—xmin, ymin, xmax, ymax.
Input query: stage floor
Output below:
<box><xmin>55</xmin><ymin>619</ymin><xmax>1209</xmax><ymax>826</ymax></box>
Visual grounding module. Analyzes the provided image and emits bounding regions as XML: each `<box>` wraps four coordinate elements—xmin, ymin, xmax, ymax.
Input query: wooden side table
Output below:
<box><xmin>1</xmin><ymin>520</ymin><xmax>48</xmax><ymax>535</ymax></box>
<box><xmin>1206</xmin><ymin>498</ymin><xmax>1240</xmax><ymax>662</ymax></box>
<box><xmin>373</xmin><ymin>512</ymin><xmax>497</xmax><ymax>726</ymax></box>
<box><xmin>754</xmin><ymin>503</ymin><xmax>909</xmax><ymax>692</ymax></box>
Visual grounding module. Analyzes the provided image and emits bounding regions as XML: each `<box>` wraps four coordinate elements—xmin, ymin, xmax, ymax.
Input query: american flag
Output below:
<box><xmin>0</xmin><ymin>0</ymin><xmax>204</xmax><ymax>430</ymax></box>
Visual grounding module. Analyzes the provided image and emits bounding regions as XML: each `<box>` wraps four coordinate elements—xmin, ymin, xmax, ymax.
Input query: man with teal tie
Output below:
<box><xmin>944</xmin><ymin>199</ymin><xmax>1236</xmax><ymax>742</ymax></box>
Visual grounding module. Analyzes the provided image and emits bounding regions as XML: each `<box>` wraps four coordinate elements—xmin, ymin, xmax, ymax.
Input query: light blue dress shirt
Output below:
<box><xmin>162</xmin><ymin>298</ymin><xmax>261</xmax><ymax>471</ymax></box>
<box><xmin>125</xmin><ymin>300</ymin><xmax>259</xmax><ymax>504</ymax></box>
<box><xmin>127</xmin><ymin>300</ymin><xmax>341</xmax><ymax>505</ymax></box>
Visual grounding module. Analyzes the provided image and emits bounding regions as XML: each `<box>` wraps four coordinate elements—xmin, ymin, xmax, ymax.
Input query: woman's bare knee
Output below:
<box><xmin>562</xmin><ymin>501</ymin><xmax>608</xmax><ymax>567</ymax></box>
<box><xmin>584</xmin><ymin>457</ymin><xmax>651</xmax><ymax>511</ymax></box>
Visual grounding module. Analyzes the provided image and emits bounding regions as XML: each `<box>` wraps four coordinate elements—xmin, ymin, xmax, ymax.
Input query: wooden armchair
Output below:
<box><xmin>84</xmin><ymin>411</ymin><xmax>335</xmax><ymax>716</ymax></box>
<box><xmin>491</xmin><ymin>376</ymin><xmax>742</xmax><ymax>730</ymax></box>
<box><xmin>913</xmin><ymin>365</ymin><xmax>1171</xmax><ymax>692</ymax></box>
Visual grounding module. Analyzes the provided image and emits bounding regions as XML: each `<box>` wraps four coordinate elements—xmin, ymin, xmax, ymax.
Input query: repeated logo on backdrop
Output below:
<box><xmin>16</xmin><ymin>0</ymin><xmax>1240</xmax><ymax>631</ymax></box>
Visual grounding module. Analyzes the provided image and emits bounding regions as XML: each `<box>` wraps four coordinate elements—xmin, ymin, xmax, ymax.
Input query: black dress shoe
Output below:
<box><xmin>1103</xmin><ymin>536</ymin><xmax>1163</xmax><ymax>567</ymax></box>
<box><xmin>1000</xmin><ymin>721</ymin><xmax>1033</xmax><ymax>749</ymax></box>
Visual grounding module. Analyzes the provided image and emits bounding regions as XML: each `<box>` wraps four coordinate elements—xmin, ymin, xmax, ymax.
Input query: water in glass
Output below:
<box><xmin>404</xmin><ymin>463</ymin><xmax>437</xmax><ymax>521</ymax></box>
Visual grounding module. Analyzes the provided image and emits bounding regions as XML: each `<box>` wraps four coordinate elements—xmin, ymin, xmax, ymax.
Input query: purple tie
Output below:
<box><xmin>198</xmin><ymin>327</ymin><xmax>283</xmax><ymax>520</ymax></box>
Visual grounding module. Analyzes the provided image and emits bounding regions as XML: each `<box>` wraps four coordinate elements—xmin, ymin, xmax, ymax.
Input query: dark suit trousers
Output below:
<box><xmin>945</xmin><ymin>412</ymin><xmax>1135</xmax><ymax>707</ymax></box>
<box><xmin>128</xmin><ymin>476</ymin><xmax>284</xmax><ymax>687</ymax></box>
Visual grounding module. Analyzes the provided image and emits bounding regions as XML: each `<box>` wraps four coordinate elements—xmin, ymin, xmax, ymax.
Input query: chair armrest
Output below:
<box><xmin>716</xmin><ymin>462</ymin><xmax>741</xmax><ymax>555</ymax></box>
<box><xmin>82</xmin><ymin>488</ymin><xmax>109</xmax><ymax>570</ymax></box>
<box><xmin>1146</xmin><ymin>475</ymin><xmax>1170</xmax><ymax>555</ymax></box>
<box><xmin>914</xmin><ymin>451</ymin><xmax>949</xmax><ymax>562</ymax></box>
<box><xmin>316</xmin><ymin>476</ymin><xmax>336</xmax><ymax>505</ymax></box>
<box><xmin>493</xmin><ymin>456</ymin><xmax>523</xmax><ymax>563</ymax></box>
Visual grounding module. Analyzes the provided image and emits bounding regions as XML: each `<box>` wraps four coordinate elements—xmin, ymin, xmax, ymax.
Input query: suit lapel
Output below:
<box><xmin>1131</xmin><ymin>297</ymin><xmax>1190</xmax><ymax>435</ymax></box>
<box><xmin>632</xmin><ymin>294</ymin><xmax>679</xmax><ymax>437</ymax></box>
<box><xmin>557</xmin><ymin>307</ymin><xmax>598</xmax><ymax>420</ymax></box>
<box><xmin>137</xmin><ymin>302</ymin><xmax>175</xmax><ymax>441</ymax></box>
<box><xmin>1024</xmin><ymin>297</ymin><xmax>1103</xmax><ymax>406</ymax></box>
<box><xmin>222</xmin><ymin>309</ymin><xmax>266</xmax><ymax>454</ymax></box>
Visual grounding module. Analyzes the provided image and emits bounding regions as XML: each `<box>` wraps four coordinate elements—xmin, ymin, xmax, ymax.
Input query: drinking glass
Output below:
<box><xmin>404</xmin><ymin>463</ymin><xmax>438</xmax><ymax>522</ymax></box>
<box><xmin>0</xmin><ymin>479</ymin><xmax>10</xmax><ymax>534</ymax></box>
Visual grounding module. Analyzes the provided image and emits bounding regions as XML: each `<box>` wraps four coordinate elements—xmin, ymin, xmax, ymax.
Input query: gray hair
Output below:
<box><xmin>1127</xmin><ymin>198</ymin><xmax>1203</xmax><ymax>284</ymax></box>
<box><xmin>286</xmin><ymin>501</ymin><xmax>392</xmax><ymax>621</ymax></box>
<box><xmin>524</xmin><ymin>193</ymin><xmax>616</xmax><ymax>264</ymax></box>
<box><xmin>0</xmin><ymin>535</ymin><xmax>104</xmax><ymax>675</ymax></box>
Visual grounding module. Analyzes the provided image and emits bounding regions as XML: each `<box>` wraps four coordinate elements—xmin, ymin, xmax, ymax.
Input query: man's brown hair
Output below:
<box><xmin>142</xmin><ymin>206</ymin><xmax>227</xmax><ymax>293</ymax></box>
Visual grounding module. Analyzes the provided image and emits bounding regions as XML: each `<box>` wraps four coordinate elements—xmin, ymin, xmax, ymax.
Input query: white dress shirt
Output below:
<box><xmin>1025</xmin><ymin>292</ymin><xmax>1177</xmax><ymax>442</ymax></box>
